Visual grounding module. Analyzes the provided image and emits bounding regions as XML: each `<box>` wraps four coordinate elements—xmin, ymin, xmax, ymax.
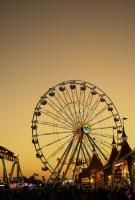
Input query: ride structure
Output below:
<box><xmin>31</xmin><ymin>80</ymin><xmax>123</xmax><ymax>183</ymax></box>
<box><xmin>0</xmin><ymin>146</ymin><xmax>24</xmax><ymax>185</ymax></box>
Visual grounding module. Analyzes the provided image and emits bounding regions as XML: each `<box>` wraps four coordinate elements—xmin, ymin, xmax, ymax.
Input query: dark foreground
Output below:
<box><xmin>0</xmin><ymin>185</ymin><xmax>135</xmax><ymax>200</ymax></box>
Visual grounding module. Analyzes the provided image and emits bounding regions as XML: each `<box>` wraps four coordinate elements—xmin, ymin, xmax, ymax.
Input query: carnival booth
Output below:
<box><xmin>104</xmin><ymin>135</ymin><xmax>118</xmax><ymax>188</ymax></box>
<box><xmin>79</xmin><ymin>148</ymin><xmax>104</xmax><ymax>189</ymax></box>
<box><xmin>112</xmin><ymin>127</ymin><xmax>132</xmax><ymax>188</ymax></box>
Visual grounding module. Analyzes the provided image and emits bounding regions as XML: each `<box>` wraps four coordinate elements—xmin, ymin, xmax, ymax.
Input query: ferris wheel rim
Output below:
<box><xmin>31</xmin><ymin>80</ymin><xmax>123</xmax><ymax>179</ymax></box>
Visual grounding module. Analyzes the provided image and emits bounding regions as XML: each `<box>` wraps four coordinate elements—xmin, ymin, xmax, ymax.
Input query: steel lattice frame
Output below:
<box><xmin>31</xmin><ymin>80</ymin><xmax>123</xmax><ymax>181</ymax></box>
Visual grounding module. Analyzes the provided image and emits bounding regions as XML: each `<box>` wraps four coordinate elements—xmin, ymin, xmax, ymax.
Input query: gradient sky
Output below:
<box><xmin>0</xmin><ymin>0</ymin><xmax>135</xmax><ymax>179</ymax></box>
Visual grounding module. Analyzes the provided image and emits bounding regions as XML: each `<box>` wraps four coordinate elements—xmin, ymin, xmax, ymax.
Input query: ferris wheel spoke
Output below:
<box><xmin>90</xmin><ymin>115</ymin><xmax>116</xmax><ymax>127</ymax></box>
<box><xmin>74</xmin><ymin>87</ymin><xmax>80</xmax><ymax>117</ymax></box>
<box><xmin>85</xmin><ymin>96</ymin><xmax>101</xmax><ymax>122</ymax></box>
<box><xmin>47</xmin><ymin>138</ymin><xmax>74</xmax><ymax>182</ymax></box>
<box><xmin>38</xmin><ymin>121</ymin><xmax>72</xmax><ymax>130</ymax></box>
<box><xmin>86</xmin><ymin>134</ymin><xmax>108</xmax><ymax>161</ymax></box>
<box><xmin>39</xmin><ymin>133</ymin><xmax>73</xmax><ymax>150</ymax></box>
<box><xmin>78</xmin><ymin>88</ymin><xmax>83</xmax><ymax>120</ymax></box>
<box><xmin>83</xmin><ymin>90</ymin><xmax>92</xmax><ymax>119</ymax></box>
<box><xmin>90</xmin><ymin>126</ymin><xmax>116</xmax><ymax>130</ymax></box>
<box><xmin>90</xmin><ymin>131</ymin><xmax>115</xmax><ymax>139</ymax></box>
<box><xmin>46</xmin><ymin>136</ymin><xmax>73</xmax><ymax>161</ymax></box>
<box><xmin>90</xmin><ymin>105</ymin><xmax>108</xmax><ymax>122</ymax></box>
<box><xmin>83</xmin><ymin>137</ymin><xmax>93</xmax><ymax>152</ymax></box>
<box><xmin>37</xmin><ymin>130</ymin><xmax>72</xmax><ymax>136</ymax></box>
<box><xmin>54</xmin><ymin>93</ymin><xmax>75</xmax><ymax>125</ymax></box>
<box><xmin>64</xmin><ymin>139</ymin><xmax>80</xmax><ymax>178</ymax></box>
<box><xmin>83</xmin><ymin>94</ymin><xmax>93</xmax><ymax>123</ymax></box>
<box><xmin>94</xmin><ymin>137</ymin><xmax>111</xmax><ymax>147</ymax></box>
<box><xmin>41</xmin><ymin>110</ymin><xmax>73</xmax><ymax>129</ymax></box>
<box><xmin>74</xmin><ymin>89</ymin><xmax>84</xmax><ymax>124</ymax></box>
<box><xmin>71</xmin><ymin>89</ymin><xmax>79</xmax><ymax>123</ymax></box>
<box><xmin>81</xmin><ymin>142</ymin><xmax>89</xmax><ymax>166</ymax></box>
<box><xmin>61</xmin><ymin>89</ymin><xmax>77</xmax><ymax>123</ymax></box>
<box><xmin>81</xmin><ymin>89</ymin><xmax>86</xmax><ymax>123</ymax></box>
<box><xmin>82</xmin><ymin>141</ymin><xmax>91</xmax><ymax>162</ymax></box>
<box><xmin>65</xmin><ymin>87</ymin><xmax>78</xmax><ymax>124</ymax></box>
<box><xmin>89</xmin><ymin>97</ymin><xmax>101</xmax><ymax>117</ymax></box>
<box><xmin>93</xmin><ymin>140</ymin><xmax>110</xmax><ymax>157</ymax></box>
<box><xmin>47</xmin><ymin>98</ymin><xmax>74</xmax><ymax>127</ymax></box>
<box><xmin>76</xmin><ymin>87</ymin><xmax>84</xmax><ymax>124</ymax></box>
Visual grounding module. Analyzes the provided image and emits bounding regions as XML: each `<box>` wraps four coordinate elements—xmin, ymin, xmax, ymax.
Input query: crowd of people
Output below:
<box><xmin>0</xmin><ymin>183</ymin><xmax>135</xmax><ymax>200</ymax></box>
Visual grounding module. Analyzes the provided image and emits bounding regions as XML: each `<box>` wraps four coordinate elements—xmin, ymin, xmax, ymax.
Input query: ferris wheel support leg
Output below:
<box><xmin>64</xmin><ymin>139</ymin><xmax>80</xmax><ymax>178</ymax></box>
<box><xmin>72</xmin><ymin>140</ymin><xmax>82</xmax><ymax>179</ymax></box>
<box><xmin>82</xmin><ymin>142</ymin><xmax>91</xmax><ymax>164</ymax></box>
<box><xmin>58</xmin><ymin>139</ymin><xmax>75</xmax><ymax>179</ymax></box>
<box><xmin>47</xmin><ymin>139</ymin><xmax>74</xmax><ymax>183</ymax></box>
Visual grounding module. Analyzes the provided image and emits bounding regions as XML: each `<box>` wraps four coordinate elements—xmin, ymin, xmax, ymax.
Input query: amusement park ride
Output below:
<box><xmin>31</xmin><ymin>80</ymin><xmax>135</xmax><ymax>188</ymax></box>
<box><xmin>0</xmin><ymin>146</ymin><xmax>24</xmax><ymax>185</ymax></box>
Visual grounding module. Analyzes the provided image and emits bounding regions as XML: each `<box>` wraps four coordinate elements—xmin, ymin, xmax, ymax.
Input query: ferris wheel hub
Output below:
<box><xmin>82</xmin><ymin>124</ymin><xmax>90</xmax><ymax>134</ymax></box>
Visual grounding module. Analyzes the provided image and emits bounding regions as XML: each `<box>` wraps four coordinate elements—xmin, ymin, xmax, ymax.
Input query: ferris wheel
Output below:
<box><xmin>31</xmin><ymin>80</ymin><xmax>123</xmax><ymax>181</ymax></box>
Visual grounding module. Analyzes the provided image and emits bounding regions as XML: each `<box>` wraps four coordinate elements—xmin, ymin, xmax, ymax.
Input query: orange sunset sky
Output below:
<box><xmin>0</xmin><ymin>0</ymin><xmax>135</xmax><ymax>179</ymax></box>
